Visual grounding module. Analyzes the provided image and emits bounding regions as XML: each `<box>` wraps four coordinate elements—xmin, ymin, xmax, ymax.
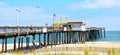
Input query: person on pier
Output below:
<box><xmin>30</xmin><ymin>25</ymin><xmax>34</xmax><ymax>31</ymax></box>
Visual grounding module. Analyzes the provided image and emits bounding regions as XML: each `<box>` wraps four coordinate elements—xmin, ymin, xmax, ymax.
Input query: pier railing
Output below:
<box><xmin>0</xmin><ymin>26</ymin><xmax>105</xmax><ymax>37</ymax></box>
<box><xmin>0</xmin><ymin>26</ymin><xmax>105</xmax><ymax>32</ymax></box>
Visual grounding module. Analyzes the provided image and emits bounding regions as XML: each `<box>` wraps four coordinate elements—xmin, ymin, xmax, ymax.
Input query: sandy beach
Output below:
<box><xmin>1</xmin><ymin>42</ymin><xmax>120</xmax><ymax>52</ymax></box>
<box><xmin>0</xmin><ymin>42</ymin><xmax>120</xmax><ymax>55</ymax></box>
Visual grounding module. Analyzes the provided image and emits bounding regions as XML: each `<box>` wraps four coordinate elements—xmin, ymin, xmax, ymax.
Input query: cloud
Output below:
<box><xmin>0</xmin><ymin>2</ymin><xmax>7</xmax><ymax>6</ymax></box>
<box><xmin>68</xmin><ymin>0</ymin><xmax>120</xmax><ymax>10</ymax></box>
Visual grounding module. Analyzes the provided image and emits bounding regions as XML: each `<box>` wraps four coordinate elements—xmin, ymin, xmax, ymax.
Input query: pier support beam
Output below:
<box><xmin>67</xmin><ymin>32</ymin><xmax>69</xmax><ymax>43</ymax></box>
<box><xmin>62</xmin><ymin>32</ymin><xmax>64</xmax><ymax>44</ymax></box>
<box><xmin>47</xmin><ymin>33</ymin><xmax>49</xmax><ymax>45</ymax></box>
<box><xmin>51</xmin><ymin>33</ymin><xmax>53</xmax><ymax>48</ymax></box>
<box><xmin>64</xmin><ymin>32</ymin><xmax>67</xmax><ymax>44</ymax></box>
<box><xmin>70</xmin><ymin>32</ymin><xmax>72</xmax><ymax>43</ymax></box>
<box><xmin>54</xmin><ymin>33</ymin><xmax>56</xmax><ymax>45</ymax></box>
<box><xmin>2</xmin><ymin>38</ymin><xmax>5</xmax><ymax>52</ymax></box>
<box><xmin>104</xmin><ymin>28</ymin><xmax>105</xmax><ymax>38</ymax></box>
<box><xmin>5</xmin><ymin>38</ymin><xmax>7</xmax><ymax>52</ymax></box>
<box><xmin>21</xmin><ymin>37</ymin><xmax>23</xmax><ymax>49</ymax></box>
<box><xmin>86</xmin><ymin>32</ymin><xmax>89</xmax><ymax>41</ymax></box>
<box><xmin>26</xmin><ymin>36</ymin><xmax>29</xmax><ymax>49</ymax></box>
<box><xmin>83</xmin><ymin>32</ymin><xmax>86</xmax><ymax>43</ymax></box>
<box><xmin>77</xmin><ymin>32</ymin><xmax>79</xmax><ymax>43</ymax></box>
<box><xmin>44</xmin><ymin>33</ymin><xmax>46</xmax><ymax>47</ymax></box>
<box><xmin>32</xmin><ymin>35</ymin><xmax>35</xmax><ymax>47</ymax></box>
<box><xmin>59</xmin><ymin>32</ymin><xmax>61</xmax><ymax>44</ymax></box>
<box><xmin>14</xmin><ymin>37</ymin><xmax>16</xmax><ymax>51</ymax></box>
<box><xmin>100</xmin><ymin>30</ymin><xmax>102</xmax><ymax>38</ymax></box>
<box><xmin>56</xmin><ymin>32</ymin><xmax>58</xmax><ymax>45</ymax></box>
<box><xmin>39</xmin><ymin>34</ymin><xmax>41</xmax><ymax>46</ymax></box>
<box><xmin>18</xmin><ymin>38</ymin><xmax>21</xmax><ymax>50</ymax></box>
<box><xmin>78</xmin><ymin>32</ymin><xmax>80</xmax><ymax>43</ymax></box>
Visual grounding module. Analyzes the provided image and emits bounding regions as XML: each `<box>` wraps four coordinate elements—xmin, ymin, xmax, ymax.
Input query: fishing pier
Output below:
<box><xmin>0</xmin><ymin>22</ymin><xmax>105</xmax><ymax>52</ymax></box>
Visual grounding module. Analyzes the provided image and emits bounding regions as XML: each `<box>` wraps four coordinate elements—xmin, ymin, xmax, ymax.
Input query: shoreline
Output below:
<box><xmin>2</xmin><ymin>41</ymin><xmax>120</xmax><ymax>44</ymax></box>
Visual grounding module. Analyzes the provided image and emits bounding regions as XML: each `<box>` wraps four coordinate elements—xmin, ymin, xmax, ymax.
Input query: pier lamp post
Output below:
<box><xmin>16</xmin><ymin>8</ymin><xmax>20</xmax><ymax>35</ymax></box>
<box><xmin>53</xmin><ymin>14</ymin><xmax>56</xmax><ymax>41</ymax></box>
<box><xmin>53</xmin><ymin>14</ymin><xmax>56</xmax><ymax>28</ymax></box>
<box><xmin>16</xmin><ymin>8</ymin><xmax>20</xmax><ymax>26</ymax></box>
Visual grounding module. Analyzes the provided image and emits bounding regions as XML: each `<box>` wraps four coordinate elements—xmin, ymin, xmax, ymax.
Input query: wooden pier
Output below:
<box><xmin>0</xmin><ymin>26</ymin><xmax>105</xmax><ymax>52</ymax></box>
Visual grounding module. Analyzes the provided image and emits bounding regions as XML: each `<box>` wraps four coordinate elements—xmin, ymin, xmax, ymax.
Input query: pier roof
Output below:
<box><xmin>67</xmin><ymin>22</ymin><xmax>86</xmax><ymax>25</ymax></box>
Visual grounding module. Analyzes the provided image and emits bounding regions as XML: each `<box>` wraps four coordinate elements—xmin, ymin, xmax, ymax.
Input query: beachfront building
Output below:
<box><xmin>63</xmin><ymin>22</ymin><xmax>86</xmax><ymax>31</ymax></box>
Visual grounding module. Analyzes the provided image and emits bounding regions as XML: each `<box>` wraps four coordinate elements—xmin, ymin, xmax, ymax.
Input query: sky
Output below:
<box><xmin>0</xmin><ymin>0</ymin><xmax>120</xmax><ymax>31</ymax></box>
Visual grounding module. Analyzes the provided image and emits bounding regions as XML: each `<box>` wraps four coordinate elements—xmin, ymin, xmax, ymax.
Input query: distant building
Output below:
<box><xmin>52</xmin><ymin>21</ymin><xmax>86</xmax><ymax>31</ymax></box>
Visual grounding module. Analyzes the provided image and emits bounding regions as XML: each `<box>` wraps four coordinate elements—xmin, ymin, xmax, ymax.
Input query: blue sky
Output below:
<box><xmin>0</xmin><ymin>0</ymin><xmax>120</xmax><ymax>30</ymax></box>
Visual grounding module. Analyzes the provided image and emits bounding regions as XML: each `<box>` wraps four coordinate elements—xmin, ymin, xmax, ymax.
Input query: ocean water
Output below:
<box><xmin>94</xmin><ymin>31</ymin><xmax>120</xmax><ymax>43</ymax></box>
<box><xmin>0</xmin><ymin>31</ymin><xmax>120</xmax><ymax>44</ymax></box>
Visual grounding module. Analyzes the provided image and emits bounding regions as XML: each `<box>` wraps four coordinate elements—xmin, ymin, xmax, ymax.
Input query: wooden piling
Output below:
<box><xmin>21</xmin><ymin>37</ymin><xmax>23</xmax><ymax>49</ymax></box>
<box><xmin>32</xmin><ymin>34</ymin><xmax>35</xmax><ymax>47</ymax></box>
<box><xmin>2</xmin><ymin>38</ymin><xmax>5</xmax><ymax>52</ymax></box>
<box><xmin>26</xmin><ymin>36</ymin><xmax>29</xmax><ymax>49</ymax></box>
<box><xmin>18</xmin><ymin>38</ymin><xmax>21</xmax><ymax>50</ymax></box>
<box><xmin>64</xmin><ymin>32</ymin><xmax>66</xmax><ymax>44</ymax></box>
<box><xmin>83</xmin><ymin>32</ymin><xmax>86</xmax><ymax>43</ymax></box>
<box><xmin>76</xmin><ymin>32</ymin><xmax>79</xmax><ymax>43</ymax></box>
<box><xmin>53</xmin><ymin>33</ymin><xmax>55</xmax><ymax>45</ymax></box>
<box><xmin>86</xmin><ymin>31</ymin><xmax>89</xmax><ymax>41</ymax></box>
<box><xmin>47</xmin><ymin>33</ymin><xmax>49</xmax><ymax>45</ymax></box>
<box><xmin>97</xmin><ymin>30</ymin><xmax>100</xmax><ymax>38</ymax></box>
<box><xmin>68</xmin><ymin>31</ymin><xmax>70</xmax><ymax>43</ymax></box>
<box><xmin>78</xmin><ymin>32</ymin><xmax>80</xmax><ymax>43</ymax></box>
<box><xmin>104</xmin><ymin>28</ymin><xmax>105</xmax><ymax>38</ymax></box>
<box><xmin>44</xmin><ymin>33</ymin><xmax>46</xmax><ymax>47</ymax></box>
<box><xmin>100</xmin><ymin>30</ymin><xmax>102</xmax><ymax>38</ymax></box>
<box><xmin>56</xmin><ymin>32</ymin><xmax>58</xmax><ymax>44</ymax></box>
<box><xmin>14</xmin><ymin>37</ymin><xmax>16</xmax><ymax>51</ymax></box>
<box><xmin>59</xmin><ymin>32</ymin><xmax>61</xmax><ymax>44</ymax></box>
<box><xmin>66</xmin><ymin>32</ymin><xmax>68</xmax><ymax>44</ymax></box>
<box><xmin>70</xmin><ymin>32</ymin><xmax>72</xmax><ymax>43</ymax></box>
<box><xmin>54</xmin><ymin>33</ymin><xmax>56</xmax><ymax>45</ymax></box>
<box><xmin>39</xmin><ymin>34</ymin><xmax>41</xmax><ymax>46</ymax></box>
<box><xmin>51</xmin><ymin>33</ymin><xmax>52</xmax><ymax>48</ymax></box>
<box><xmin>5</xmin><ymin>38</ymin><xmax>7</xmax><ymax>52</ymax></box>
<box><xmin>62</xmin><ymin>32</ymin><xmax>64</xmax><ymax>44</ymax></box>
